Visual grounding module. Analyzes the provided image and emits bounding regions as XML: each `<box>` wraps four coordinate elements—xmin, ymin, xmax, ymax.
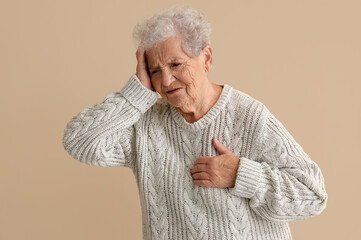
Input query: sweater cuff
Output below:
<box><xmin>228</xmin><ymin>157</ymin><xmax>262</xmax><ymax>199</ymax></box>
<box><xmin>120</xmin><ymin>74</ymin><xmax>158</xmax><ymax>113</ymax></box>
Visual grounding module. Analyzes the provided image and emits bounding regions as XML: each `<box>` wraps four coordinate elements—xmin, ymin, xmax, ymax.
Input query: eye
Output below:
<box><xmin>151</xmin><ymin>69</ymin><xmax>159</xmax><ymax>75</ymax></box>
<box><xmin>172</xmin><ymin>63</ymin><xmax>181</xmax><ymax>68</ymax></box>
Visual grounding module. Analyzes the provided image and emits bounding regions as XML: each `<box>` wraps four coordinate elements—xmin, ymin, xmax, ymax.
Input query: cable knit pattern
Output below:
<box><xmin>63</xmin><ymin>74</ymin><xmax>327</xmax><ymax>240</ymax></box>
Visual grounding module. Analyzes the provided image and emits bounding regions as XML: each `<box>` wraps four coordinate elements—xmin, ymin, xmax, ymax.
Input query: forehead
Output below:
<box><xmin>146</xmin><ymin>37</ymin><xmax>191</xmax><ymax>68</ymax></box>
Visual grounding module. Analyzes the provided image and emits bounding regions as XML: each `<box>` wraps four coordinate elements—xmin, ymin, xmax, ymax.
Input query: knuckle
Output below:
<box><xmin>208</xmin><ymin>158</ymin><xmax>217</xmax><ymax>166</ymax></box>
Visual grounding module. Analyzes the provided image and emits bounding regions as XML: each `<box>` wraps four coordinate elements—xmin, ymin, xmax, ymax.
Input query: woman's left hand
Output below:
<box><xmin>190</xmin><ymin>137</ymin><xmax>240</xmax><ymax>188</ymax></box>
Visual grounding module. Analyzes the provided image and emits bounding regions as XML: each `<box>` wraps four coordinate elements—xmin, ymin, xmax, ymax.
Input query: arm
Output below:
<box><xmin>228</xmin><ymin>107</ymin><xmax>328</xmax><ymax>222</ymax></box>
<box><xmin>62</xmin><ymin>75</ymin><xmax>158</xmax><ymax>167</ymax></box>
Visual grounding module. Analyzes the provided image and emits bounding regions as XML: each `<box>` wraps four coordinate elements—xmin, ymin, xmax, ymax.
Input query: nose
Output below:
<box><xmin>160</xmin><ymin>68</ymin><xmax>174</xmax><ymax>87</ymax></box>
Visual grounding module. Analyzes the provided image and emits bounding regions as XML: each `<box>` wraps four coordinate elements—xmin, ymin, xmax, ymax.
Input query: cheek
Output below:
<box><xmin>150</xmin><ymin>78</ymin><xmax>162</xmax><ymax>94</ymax></box>
<box><xmin>177</xmin><ymin>66</ymin><xmax>195</xmax><ymax>85</ymax></box>
<box><xmin>182</xmin><ymin>68</ymin><xmax>198</xmax><ymax>88</ymax></box>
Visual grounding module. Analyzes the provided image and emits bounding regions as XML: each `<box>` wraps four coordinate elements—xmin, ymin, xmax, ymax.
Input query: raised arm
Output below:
<box><xmin>62</xmin><ymin>74</ymin><xmax>158</xmax><ymax>168</ymax></box>
<box><xmin>229</xmin><ymin>105</ymin><xmax>328</xmax><ymax>222</ymax></box>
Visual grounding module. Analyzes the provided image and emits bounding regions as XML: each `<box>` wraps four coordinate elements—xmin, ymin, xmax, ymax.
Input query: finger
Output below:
<box><xmin>193</xmin><ymin>157</ymin><xmax>211</xmax><ymax>165</ymax></box>
<box><xmin>194</xmin><ymin>179</ymin><xmax>213</xmax><ymax>187</ymax></box>
<box><xmin>213</xmin><ymin>137</ymin><xmax>230</xmax><ymax>155</ymax></box>
<box><xmin>190</xmin><ymin>164</ymin><xmax>209</xmax><ymax>174</ymax></box>
<box><xmin>191</xmin><ymin>172</ymin><xmax>210</xmax><ymax>180</ymax></box>
<box><xmin>136</xmin><ymin>48</ymin><xmax>142</xmax><ymax>61</ymax></box>
<box><xmin>136</xmin><ymin>46</ymin><xmax>145</xmax><ymax>57</ymax></box>
<box><xmin>136</xmin><ymin>48</ymin><xmax>146</xmax><ymax>66</ymax></box>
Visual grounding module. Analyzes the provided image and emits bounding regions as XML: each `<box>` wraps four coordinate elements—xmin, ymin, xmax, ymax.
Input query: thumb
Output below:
<box><xmin>213</xmin><ymin>137</ymin><xmax>229</xmax><ymax>155</ymax></box>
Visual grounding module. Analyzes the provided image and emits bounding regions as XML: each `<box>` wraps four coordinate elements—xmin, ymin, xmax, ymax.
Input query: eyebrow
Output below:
<box><xmin>148</xmin><ymin>58</ymin><xmax>185</xmax><ymax>70</ymax></box>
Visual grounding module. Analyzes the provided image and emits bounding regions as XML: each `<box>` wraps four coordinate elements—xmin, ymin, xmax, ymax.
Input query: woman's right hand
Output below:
<box><xmin>136</xmin><ymin>48</ymin><xmax>154</xmax><ymax>91</ymax></box>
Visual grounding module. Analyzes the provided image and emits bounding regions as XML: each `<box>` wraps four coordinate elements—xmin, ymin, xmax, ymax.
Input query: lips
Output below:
<box><xmin>166</xmin><ymin>88</ymin><xmax>182</xmax><ymax>94</ymax></box>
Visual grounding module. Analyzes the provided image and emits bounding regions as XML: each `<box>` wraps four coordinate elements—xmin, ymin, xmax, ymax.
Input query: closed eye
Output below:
<box><xmin>172</xmin><ymin>63</ymin><xmax>181</xmax><ymax>68</ymax></box>
<box><xmin>151</xmin><ymin>69</ymin><xmax>159</xmax><ymax>74</ymax></box>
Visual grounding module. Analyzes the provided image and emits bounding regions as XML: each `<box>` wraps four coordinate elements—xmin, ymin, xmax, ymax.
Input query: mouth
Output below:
<box><xmin>166</xmin><ymin>88</ymin><xmax>182</xmax><ymax>94</ymax></box>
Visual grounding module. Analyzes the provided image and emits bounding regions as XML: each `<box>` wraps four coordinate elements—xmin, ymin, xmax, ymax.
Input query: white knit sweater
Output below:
<box><xmin>63</xmin><ymin>75</ymin><xmax>327</xmax><ymax>240</ymax></box>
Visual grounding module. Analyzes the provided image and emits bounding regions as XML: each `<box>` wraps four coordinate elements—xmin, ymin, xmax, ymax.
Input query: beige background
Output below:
<box><xmin>1</xmin><ymin>0</ymin><xmax>360</xmax><ymax>239</ymax></box>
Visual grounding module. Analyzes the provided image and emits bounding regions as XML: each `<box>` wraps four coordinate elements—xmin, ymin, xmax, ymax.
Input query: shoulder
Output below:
<box><xmin>227</xmin><ymin>85</ymin><xmax>254</xmax><ymax>107</ymax></box>
<box><xmin>226</xmin><ymin>85</ymin><xmax>271</xmax><ymax>137</ymax></box>
<box><xmin>152</xmin><ymin>97</ymin><xmax>170</xmax><ymax>113</ymax></box>
<box><xmin>226</xmin><ymin>85</ymin><xmax>276</xmax><ymax>159</ymax></box>
<box><xmin>142</xmin><ymin>97</ymin><xmax>171</xmax><ymax>122</ymax></box>
<box><xmin>226</xmin><ymin>85</ymin><xmax>270</xmax><ymax>121</ymax></box>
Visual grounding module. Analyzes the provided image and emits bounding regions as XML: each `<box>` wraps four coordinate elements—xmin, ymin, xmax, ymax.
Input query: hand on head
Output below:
<box><xmin>136</xmin><ymin>48</ymin><xmax>154</xmax><ymax>91</ymax></box>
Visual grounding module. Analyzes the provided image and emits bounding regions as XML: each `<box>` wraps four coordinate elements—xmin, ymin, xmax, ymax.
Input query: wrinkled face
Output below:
<box><xmin>146</xmin><ymin>36</ymin><xmax>210</xmax><ymax>109</ymax></box>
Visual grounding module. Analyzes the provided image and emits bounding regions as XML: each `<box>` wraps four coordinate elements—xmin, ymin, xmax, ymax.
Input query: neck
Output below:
<box><xmin>175</xmin><ymin>82</ymin><xmax>223</xmax><ymax>123</ymax></box>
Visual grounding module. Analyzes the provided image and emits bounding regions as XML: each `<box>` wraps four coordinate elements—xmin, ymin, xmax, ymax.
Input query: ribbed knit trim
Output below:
<box><xmin>170</xmin><ymin>84</ymin><xmax>232</xmax><ymax>131</ymax></box>
<box><xmin>120</xmin><ymin>74</ymin><xmax>158</xmax><ymax>113</ymax></box>
<box><xmin>228</xmin><ymin>157</ymin><xmax>262</xmax><ymax>199</ymax></box>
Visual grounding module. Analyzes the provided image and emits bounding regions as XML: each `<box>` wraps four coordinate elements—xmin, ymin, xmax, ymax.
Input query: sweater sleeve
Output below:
<box><xmin>62</xmin><ymin>74</ymin><xmax>158</xmax><ymax>168</ymax></box>
<box><xmin>228</xmin><ymin>106</ymin><xmax>328</xmax><ymax>222</ymax></box>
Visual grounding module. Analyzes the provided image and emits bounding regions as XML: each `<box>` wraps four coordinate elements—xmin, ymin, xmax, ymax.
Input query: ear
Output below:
<box><xmin>202</xmin><ymin>45</ymin><xmax>213</xmax><ymax>72</ymax></box>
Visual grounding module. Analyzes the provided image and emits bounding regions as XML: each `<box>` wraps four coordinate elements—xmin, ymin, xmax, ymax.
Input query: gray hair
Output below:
<box><xmin>133</xmin><ymin>6</ymin><xmax>212</xmax><ymax>56</ymax></box>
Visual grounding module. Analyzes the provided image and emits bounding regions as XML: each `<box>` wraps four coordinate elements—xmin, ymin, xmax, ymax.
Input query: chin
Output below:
<box><xmin>166</xmin><ymin>98</ymin><xmax>188</xmax><ymax>109</ymax></box>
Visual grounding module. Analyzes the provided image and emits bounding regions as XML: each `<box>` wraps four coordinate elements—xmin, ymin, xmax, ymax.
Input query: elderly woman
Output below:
<box><xmin>63</xmin><ymin>6</ymin><xmax>327</xmax><ymax>240</ymax></box>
